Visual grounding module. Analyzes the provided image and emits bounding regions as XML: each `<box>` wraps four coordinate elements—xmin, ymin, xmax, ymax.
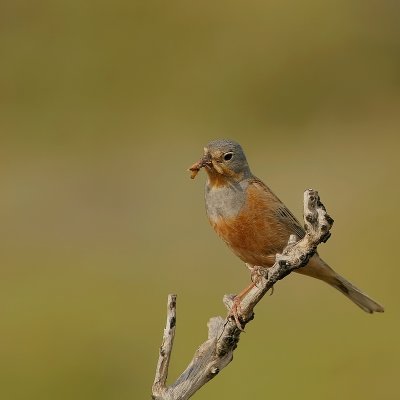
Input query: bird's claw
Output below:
<box><xmin>246</xmin><ymin>264</ymin><xmax>275</xmax><ymax>294</ymax></box>
<box><xmin>228</xmin><ymin>297</ymin><xmax>245</xmax><ymax>331</ymax></box>
<box><xmin>247</xmin><ymin>265</ymin><xmax>268</xmax><ymax>287</ymax></box>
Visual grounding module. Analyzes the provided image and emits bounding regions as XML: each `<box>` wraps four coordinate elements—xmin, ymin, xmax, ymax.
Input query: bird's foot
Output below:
<box><xmin>228</xmin><ymin>296</ymin><xmax>245</xmax><ymax>331</ymax></box>
<box><xmin>246</xmin><ymin>264</ymin><xmax>275</xmax><ymax>295</ymax></box>
<box><xmin>227</xmin><ymin>281</ymin><xmax>256</xmax><ymax>331</ymax></box>
<box><xmin>246</xmin><ymin>264</ymin><xmax>268</xmax><ymax>287</ymax></box>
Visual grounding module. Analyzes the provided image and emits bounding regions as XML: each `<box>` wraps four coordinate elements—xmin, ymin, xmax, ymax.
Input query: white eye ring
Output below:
<box><xmin>223</xmin><ymin>152</ymin><xmax>233</xmax><ymax>161</ymax></box>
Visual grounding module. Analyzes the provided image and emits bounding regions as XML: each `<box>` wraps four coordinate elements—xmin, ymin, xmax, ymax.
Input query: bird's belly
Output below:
<box><xmin>210</xmin><ymin>211</ymin><xmax>283</xmax><ymax>267</ymax></box>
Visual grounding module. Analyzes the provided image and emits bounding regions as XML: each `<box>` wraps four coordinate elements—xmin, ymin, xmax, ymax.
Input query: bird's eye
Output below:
<box><xmin>223</xmin><ymin>152</ymin><xmax>233</xmax><ymax>161</ymax></box>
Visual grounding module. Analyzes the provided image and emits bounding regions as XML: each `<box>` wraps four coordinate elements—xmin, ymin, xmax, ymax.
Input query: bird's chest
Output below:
<box><xmin>205</xmin><ymin>183</ymin><xmax>280</xmax><ymax>266</ymax></box>
<box><xmin>205</xmin><ymin>184</ymin><xmax>246</xmax><ymax>220</ymax></box>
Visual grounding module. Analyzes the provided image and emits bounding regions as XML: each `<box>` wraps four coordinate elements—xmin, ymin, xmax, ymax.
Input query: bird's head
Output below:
<box><xmin>189</xmin><ymin>139</ymin><xmax>251</xmax><ymax>183</ymax></box>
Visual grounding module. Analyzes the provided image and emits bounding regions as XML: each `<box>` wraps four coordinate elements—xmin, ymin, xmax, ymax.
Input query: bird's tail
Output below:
<box><xmin>330</xmin><ymin>274</ymin><xmax>384</xmax><ymax>313</ymax></box>
<box><xmin>297</xmin><ymin>256</ymin><xmax>384</xmax><ymax>313</ymax></box>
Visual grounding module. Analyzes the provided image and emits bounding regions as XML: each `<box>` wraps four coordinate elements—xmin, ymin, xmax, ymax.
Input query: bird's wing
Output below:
<box><xmin>275</xmin><ymin>204</ymin><xmax>305</xmax><ymax>239</ymax></box>
<box><xmin>249</xmin><ymin>177</ymin><xmax>305</xmax><ymax>240</ymax></box>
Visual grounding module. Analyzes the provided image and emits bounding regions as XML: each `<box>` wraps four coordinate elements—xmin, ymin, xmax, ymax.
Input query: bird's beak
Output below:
<box><xmin>188</xmin><ymin>152</ymin><xmax>212</xmax><ymax>179</ymax></box>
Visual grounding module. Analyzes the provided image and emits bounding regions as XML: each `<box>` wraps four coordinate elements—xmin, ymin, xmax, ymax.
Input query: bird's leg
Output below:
<box><xmin>228</xmin><ymin>281</ymin><xmax>256</xmax><ymax>331</ymax></box>
<box><xmin>229</xmin><ymin>264</ymin><xmax>278</xmax><ymax>330</ymax></box>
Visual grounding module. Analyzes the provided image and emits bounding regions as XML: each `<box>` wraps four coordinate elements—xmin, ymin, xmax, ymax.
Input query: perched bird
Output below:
<box><xmin>189</xmin><ymin>139</ymin><xmax>384</xmax><ymax>327</ymax></box>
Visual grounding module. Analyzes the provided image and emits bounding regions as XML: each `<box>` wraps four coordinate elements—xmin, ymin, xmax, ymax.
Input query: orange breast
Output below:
<box><xmin>210</xmin><ymin>182</ymin><xmax>292</xmax><ymax>267</ymax></box>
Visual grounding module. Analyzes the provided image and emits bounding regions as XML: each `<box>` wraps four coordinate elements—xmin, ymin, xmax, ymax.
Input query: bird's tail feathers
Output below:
<box><xmin>331</xmin><ymin>274</ymin><xmax>384</xmax><ymax>314</ymax></box>
<box><xmin>298</xmin><ymin>257</ymin><xmax>384</xmax><ymax>314</ymax></box>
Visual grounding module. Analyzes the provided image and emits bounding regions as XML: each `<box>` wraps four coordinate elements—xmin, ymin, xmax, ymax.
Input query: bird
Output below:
<box><xmin>188</xmin><ymin>139</ymin><xmax>384</xmax><ymax>328</ymax></box>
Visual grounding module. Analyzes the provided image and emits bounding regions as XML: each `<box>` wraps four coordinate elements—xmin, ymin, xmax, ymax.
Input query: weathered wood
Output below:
<box><xmin>152</xmin><ymin>294</ymin><xmax>177</xmax><ymax>398</ymax></box>
<box><xmin>152</xmin><ymin>189</ymin><xmax>333</xmax><ymax>400</ymax></box>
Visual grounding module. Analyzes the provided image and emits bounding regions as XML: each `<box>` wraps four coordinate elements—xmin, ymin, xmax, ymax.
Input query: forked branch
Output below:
<box><xmin>152</xmin><ymin>189</ymin><xmax>334</xmax><ymax>400</ymax></box>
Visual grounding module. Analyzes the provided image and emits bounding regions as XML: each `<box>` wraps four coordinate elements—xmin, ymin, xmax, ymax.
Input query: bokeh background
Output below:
<box><xmin>1</xmin><ymin>1</ymin><xmax>400</xmax><ymax>399</ymax></box>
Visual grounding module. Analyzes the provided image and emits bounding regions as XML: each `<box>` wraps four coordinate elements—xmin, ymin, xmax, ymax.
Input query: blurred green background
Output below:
<box><xmin>1</xmin><ymin>1</ymin><xmax>399</xmax><ymax>399</ymax></box>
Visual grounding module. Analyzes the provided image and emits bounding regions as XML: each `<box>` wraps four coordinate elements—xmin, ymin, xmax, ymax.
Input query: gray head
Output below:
<box><xmin>189</xmin><ymin>139</ymin><xmax>252</xmax><ymax>181</ymax></box>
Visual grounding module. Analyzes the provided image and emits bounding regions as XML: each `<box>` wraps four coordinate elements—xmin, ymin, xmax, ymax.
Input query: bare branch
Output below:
<box><xmin>152</xmin><ymin>189</ymin><xmax>333</xmax><ymax>400</ymax></box>
<box><xmin>152</xmin><ymin>294</ymin><xmax>177</xmax><ymax>398</ymax></box>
